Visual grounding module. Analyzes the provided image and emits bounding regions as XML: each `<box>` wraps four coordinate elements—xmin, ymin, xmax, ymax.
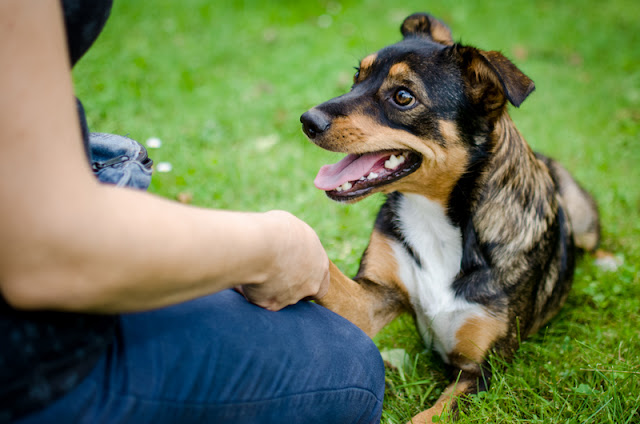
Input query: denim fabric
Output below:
<box><xmin>89</xmin><ymin>133</ymin><xmax>153</xmax><ymax>190</ymax></box>
<box><xmin>15</xmin><ymin>290</ymin><xmax>385</xmax><ymax>424</ymax></box>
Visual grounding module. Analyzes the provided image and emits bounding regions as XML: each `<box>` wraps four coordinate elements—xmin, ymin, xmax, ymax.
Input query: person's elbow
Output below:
<box><xmin>0</xmin><ymin>267</ymin><xmax>93</xmax><ymax>312</ymax></box>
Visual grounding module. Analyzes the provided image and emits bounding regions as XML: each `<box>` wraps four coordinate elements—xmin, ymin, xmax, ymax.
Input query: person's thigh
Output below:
<box><xmin>17</xmin><ymin>290</ymin><xmax>385</xmax><ymax>424</ymax></box>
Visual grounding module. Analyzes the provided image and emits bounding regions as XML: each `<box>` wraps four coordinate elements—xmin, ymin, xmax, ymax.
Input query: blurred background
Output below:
<box><xmin>72</xmin><ymin>1</ymin><xmax>639</xmax><ymax>422</ymax></box>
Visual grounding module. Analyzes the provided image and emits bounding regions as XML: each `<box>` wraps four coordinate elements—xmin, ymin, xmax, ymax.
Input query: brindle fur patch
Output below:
<box><xmin>543</xmin><ymin>156</ymin><xmax>600</xmax><ymax>252</ymax></box>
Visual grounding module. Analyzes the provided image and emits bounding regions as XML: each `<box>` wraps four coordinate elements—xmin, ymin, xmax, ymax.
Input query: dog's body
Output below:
<box><xmin>301</xmin><ymin>13</ymin><xmax>600</xmax><ymax>423</ymax></box>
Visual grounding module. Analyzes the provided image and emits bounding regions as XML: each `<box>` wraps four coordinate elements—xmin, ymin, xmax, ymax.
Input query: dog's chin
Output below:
<box><xmin>326</xmin><ymin>186</ymin><xmax>377</xmax><ymax>203</ymax></box>
<box><xmin>324</xmin><ymin>152</ymin><xmax>422</xmax><ymax>203</ymax></box>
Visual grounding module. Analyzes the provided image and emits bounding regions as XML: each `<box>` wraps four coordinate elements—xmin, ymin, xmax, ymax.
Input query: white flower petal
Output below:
<box><xmin>156</xmin><ymin>162</ymin><xmax>172</xmax><ymax>173</ymax></box>
<box><xmin>146</xmin><ymin>137</ymin><xmax>162</xmax><ymax>148</ymax></box>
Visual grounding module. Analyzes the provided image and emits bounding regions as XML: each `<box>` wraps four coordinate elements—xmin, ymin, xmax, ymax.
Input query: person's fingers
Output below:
<box><xmin>236</xmin><ymin>210</ymin><xmax>331</xmax><ymax>311</ymax></box>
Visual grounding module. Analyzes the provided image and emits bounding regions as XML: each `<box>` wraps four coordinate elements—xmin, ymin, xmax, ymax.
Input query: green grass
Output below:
<box><xmin>73</xmin><ymin>0</ymin><xmax>640</xmax><ymax>422</ymax></box>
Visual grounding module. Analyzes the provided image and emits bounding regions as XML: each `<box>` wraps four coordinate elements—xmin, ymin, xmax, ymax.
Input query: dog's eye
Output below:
<box><xmin>353</xmin><ymin>67</ymin><xmax>360</xmax><ymax>83</ymax></box>
<box><xmin>393</xmin><ymin>89</ymin><xmax>415</xmax><ymax>107</ymax></box>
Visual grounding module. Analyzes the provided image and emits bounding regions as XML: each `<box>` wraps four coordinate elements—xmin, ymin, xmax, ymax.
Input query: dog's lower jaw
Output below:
<box><xmin>325</xmin><ymin>187</ymin><xmax>374</xmax><ymax>204</ymax></box>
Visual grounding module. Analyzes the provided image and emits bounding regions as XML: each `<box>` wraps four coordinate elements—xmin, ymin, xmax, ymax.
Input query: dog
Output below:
<box><xmin>300</xmin><ymin>13</ymin><xmax>600</xmax><ymax>423</ymax></box>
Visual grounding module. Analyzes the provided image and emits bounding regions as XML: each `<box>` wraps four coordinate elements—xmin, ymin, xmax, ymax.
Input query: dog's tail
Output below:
<box><xmin>539</xmin><ymin>155</ymin><xmax>601</xmax><ymax>252</ymax></box>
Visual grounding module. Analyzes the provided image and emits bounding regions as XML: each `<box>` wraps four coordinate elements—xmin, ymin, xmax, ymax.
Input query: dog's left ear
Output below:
<box><xmin>457</xmin><ymin>46</ymin><xmax>535</xmax><ymax>109</ymax></box>
<box><xmin>401</xmin><ymin>13</ymin><xmax>453</xmax><ymax>46</ymax></box>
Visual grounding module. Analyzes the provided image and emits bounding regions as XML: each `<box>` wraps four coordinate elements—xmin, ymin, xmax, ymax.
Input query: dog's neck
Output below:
<box><xmin>483</xmin><ymin>113</ymin><xmax>553</xmax><ymax>203</ymax></box>
<box><xmin>470</xmin><ymin>112</ymin><xmax>557</xmax><ymax>258</ymax></box>
<box><xmin>489</xmin><ymin>113</ymin><xmax>538</xmax><ymax>170</ymax></box>
<box><xmin>445</xmin><ymin>112</ymin><xmax>538</xmax><ymax>226</ymax></box>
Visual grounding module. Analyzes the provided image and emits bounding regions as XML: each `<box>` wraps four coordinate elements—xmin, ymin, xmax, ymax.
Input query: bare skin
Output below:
<box><xmin>0</xmin><ymin>1</ymin><xmax>329</xmax><ymax>314</ymax></box>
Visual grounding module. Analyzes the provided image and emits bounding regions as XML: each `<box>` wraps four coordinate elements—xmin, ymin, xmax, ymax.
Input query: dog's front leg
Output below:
<box><xmin>316</xmin><ymin>261</ymin><xmax>403</xmax><ymax>338</ymax></box>
<box><xmin>409</xmin><ymin>304</ymin><xmax>510</xmax><ymax>423</ymax></box>
<box><xmin>408</xmin><ymin>369</ymin><xmax>485</xmax><ymax>423</ymax></box>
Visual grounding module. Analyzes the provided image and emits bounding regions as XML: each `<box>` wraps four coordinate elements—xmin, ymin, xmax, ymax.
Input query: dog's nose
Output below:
<box><xmin>300</xmin><ymin>109</ymin><xmax>330</xmax><ymax>139</ymax></box>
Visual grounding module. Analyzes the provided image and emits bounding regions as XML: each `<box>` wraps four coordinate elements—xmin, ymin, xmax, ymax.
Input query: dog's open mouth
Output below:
<box><xmin>314</xmin><ymin>151</ymin><xmax>421</xmax><ymax>200</ymax></box>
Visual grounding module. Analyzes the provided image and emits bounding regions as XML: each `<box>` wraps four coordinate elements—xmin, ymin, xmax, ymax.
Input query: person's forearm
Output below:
<box><xmin>0</xmin><ymin>1</ymin><xmax>329</xmax><ymax>313</ymax></box>
<box><xmin>1</xmin><ymin>180</ymin><xmax>286</xmax><ymax>312</ymax></box>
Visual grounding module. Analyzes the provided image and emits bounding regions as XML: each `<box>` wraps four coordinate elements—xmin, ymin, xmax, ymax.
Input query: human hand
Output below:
<box><xmin>237</xmin><ymin>210</ymin><xmax>330</xmax><ymax>311</ymax></box>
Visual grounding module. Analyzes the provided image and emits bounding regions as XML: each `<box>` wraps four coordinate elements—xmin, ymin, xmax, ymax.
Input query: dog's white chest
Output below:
<box><xmin>391</xmin><ymin>194</ymin><xmax>483</xmax><ymax>361</ymax></box>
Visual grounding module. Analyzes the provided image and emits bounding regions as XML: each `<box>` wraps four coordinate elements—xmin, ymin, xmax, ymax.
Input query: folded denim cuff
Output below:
<box><xmin>89</xmin><ymin>133</ymin><xmax>153</xmax><ymax>190</ymax></box>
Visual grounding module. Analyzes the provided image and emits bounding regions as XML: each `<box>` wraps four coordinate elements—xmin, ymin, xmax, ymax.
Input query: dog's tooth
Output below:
<box><xmin>384</xmin><ymin>159</ymin><xmax>393</xmax><ymax>169</ymax></box>
<box><xmin>342</xmin><ymin>182</ymin><xmax>352</xmax><ymax>191</ymax></box>
<box><xmin>385</xmin><ymin>155</ymin><xmax>399</xmax><ymax>170</ymax></box>
<box><xmin>367</xmin><ymin>172</ymin><xmax>379</xmax><ymax>180</ymax></box>
<box><xmin>336</xmin><ymin>186</ymin><xmax>343</xmax><ymax>192</ymax></box>
<box><xmin>397</xmin><ymin>155</ymin><xmax>406</xmax><ymax>164</ymax></box>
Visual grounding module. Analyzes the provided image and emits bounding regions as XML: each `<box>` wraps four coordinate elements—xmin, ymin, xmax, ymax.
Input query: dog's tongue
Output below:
<box><xmin>314</xmin><ymin>152</ymin><xmax>389</xmax><ymax>191</ymax></box>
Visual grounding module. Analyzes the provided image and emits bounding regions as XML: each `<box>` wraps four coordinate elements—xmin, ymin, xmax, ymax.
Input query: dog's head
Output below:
<box><xmin>301</xmin><ymin>13</ymin><xmax>535</xmax><ymax>205</ymax></box>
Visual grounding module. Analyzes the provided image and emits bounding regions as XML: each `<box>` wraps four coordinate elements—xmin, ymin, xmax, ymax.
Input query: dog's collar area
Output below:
<box><xmin>318</xmin><ymin>151</ymin><xmax>422</xmax><ymax>201</ymax></box>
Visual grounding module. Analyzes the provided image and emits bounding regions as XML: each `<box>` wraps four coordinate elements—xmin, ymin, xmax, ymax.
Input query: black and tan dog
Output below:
<box><xmin>300</xmin><ymin>13</ymin><xmax>600</xmax><ymax>423</ymax></box>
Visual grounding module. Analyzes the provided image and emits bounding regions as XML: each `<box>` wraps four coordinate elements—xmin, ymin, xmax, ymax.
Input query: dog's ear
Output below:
<box><xmin>401</xmin><ymin>13</ymin><xmax>453</xmax><ymax>46</ymax></box>
<box><xmin>457</xmin><ymin>46</ymin><xmax>535</xmax><ymax>110</ymax></box>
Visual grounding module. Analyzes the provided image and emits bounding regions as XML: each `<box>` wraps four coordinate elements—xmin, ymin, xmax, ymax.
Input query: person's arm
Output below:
<box><xmin>0</xmin><ymin>1</ymin><xmax>328</xmax><ymax>313</ymax></box>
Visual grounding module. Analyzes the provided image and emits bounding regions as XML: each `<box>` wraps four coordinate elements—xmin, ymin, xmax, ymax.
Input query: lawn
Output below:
<box><xmin>73</xmin><ymin>0</ymin><xmax>639</xmax><ymax>422</ymax></box>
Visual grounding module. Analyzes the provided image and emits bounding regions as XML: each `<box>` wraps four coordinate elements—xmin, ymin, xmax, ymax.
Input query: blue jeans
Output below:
<box><xmin>16</xmin><ymin>290</ymin><xmax>385</xmax><ymax>424</ymax></box>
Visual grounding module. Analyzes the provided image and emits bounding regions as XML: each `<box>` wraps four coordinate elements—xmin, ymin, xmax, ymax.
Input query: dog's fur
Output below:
<box><xmin>300</xmin><ymin>13</ymin><xmax>600</xmax><ymax>423</ymax></box>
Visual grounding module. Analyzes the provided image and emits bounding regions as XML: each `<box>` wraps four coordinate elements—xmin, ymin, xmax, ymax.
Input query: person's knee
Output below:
<box><xmin>354</xmin><ymin>330</ymin><xmax>386</xmax><ymax>400</ymax></box>
<box><xmin>324</xmin><ymin>314</ymin><xmax>384</xmax><ymax>392</ymax></box>
<box><xmin>347</xmin><ymin>332</ymin><xmax>385</xmax><ymax>423</ymax></box>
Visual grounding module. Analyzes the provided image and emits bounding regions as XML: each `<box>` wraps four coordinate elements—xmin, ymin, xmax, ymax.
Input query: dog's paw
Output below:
<box><xmin>407</xmin><ymin>407</ymin><xmax>445</xmax><ymax>424</ymax></box>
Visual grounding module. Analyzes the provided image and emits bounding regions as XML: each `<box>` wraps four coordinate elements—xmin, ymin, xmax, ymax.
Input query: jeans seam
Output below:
<box><xmin>105</xmin><ymin>386</ymin><xmax>383</xmax><ymax>408</ymax></box>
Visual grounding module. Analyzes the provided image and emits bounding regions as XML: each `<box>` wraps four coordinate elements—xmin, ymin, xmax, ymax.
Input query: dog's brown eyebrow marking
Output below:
<box><xmin>360</xmin><ymin>54</ymin><xmax>377</xmax><ymax>70</ymax></box>
<box><xmin>388</xmin><ymin>62</ymin><xmax>411</xmax><ymax>78</ymax></box>
<box><xmin>356</xmin><ymin>54</ymin><xmax>378</xmax><ymax>81</ymax></box>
